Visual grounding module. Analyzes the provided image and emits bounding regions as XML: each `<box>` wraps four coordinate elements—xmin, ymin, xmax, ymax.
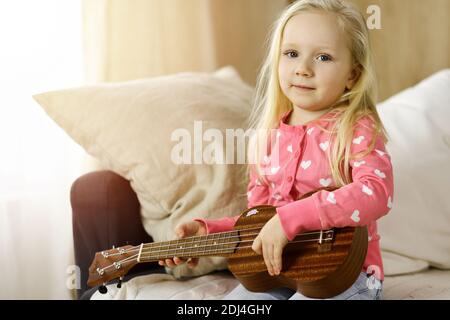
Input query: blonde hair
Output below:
<box><xmin>246</xmin><ymin>0</ymin><xmax>387</xmax><ymax>188</ymax></box>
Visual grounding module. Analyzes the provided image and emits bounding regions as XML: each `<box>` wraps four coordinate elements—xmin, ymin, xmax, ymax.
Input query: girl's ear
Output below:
<box><xmin>346</xmin><ymin>64</ymin><xmax>361</xmax><ymax>90</ymax></box>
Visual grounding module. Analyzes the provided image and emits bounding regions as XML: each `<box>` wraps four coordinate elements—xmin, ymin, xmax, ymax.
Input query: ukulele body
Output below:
<box><xmin>227</xmin><ymin>205</ymin><xmax>368</xmax><ymax>299</ymax></box>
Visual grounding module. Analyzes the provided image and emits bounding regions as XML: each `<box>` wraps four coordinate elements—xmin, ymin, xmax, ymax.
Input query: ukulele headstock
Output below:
<box><xmin>87</xmin><ymin>245</ymin><xmax>139</xmax><ymax>288</ymax></box>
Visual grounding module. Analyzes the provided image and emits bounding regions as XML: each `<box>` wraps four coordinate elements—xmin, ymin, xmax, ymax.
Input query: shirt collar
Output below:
<box><xmin>278</xmin><ymin>108</ymin><xmax>337</xmax><ymax>133</ymax></box>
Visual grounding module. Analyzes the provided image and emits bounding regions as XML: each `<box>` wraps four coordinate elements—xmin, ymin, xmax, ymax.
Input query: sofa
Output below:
<box><xmin>72</xmin><ymin>170</ymin><xmax>450</xmax><ymax>300</ymax></box>
<box><xmin>33</xmin><ymin>66</ymin><xmax>450</xmax><ymax>300</ymax></box>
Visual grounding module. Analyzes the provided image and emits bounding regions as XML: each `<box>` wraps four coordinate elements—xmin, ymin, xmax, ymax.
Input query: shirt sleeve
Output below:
<box><xmin>276</xmin><ymin>118</ymin><xmax>394</xmax><ymax>241</ymax></box>
<box><xmin>193</xmin><ymin>216</ymin><xmax>239</xmax><ymax>235</ymax></box>
<box><xmin>195</xmin><ymin>163</ymin><xmax>271</xmax><ymax>234</ymax></box>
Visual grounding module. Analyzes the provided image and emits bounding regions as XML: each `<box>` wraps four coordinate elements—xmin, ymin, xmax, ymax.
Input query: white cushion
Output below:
<box><xmin>377</xmin><ymin>69</ymin><xmax>450</xmax><ymax>273</ymax></box>
<box><xmin>91</xmin><ymin>272</ymin><xmax>239</xmax><ymax>300</ymax></box>
<box><xmin>33</xmin><ymin>66</ymin><xmax>253</xmax><ymax>278</ymax></box>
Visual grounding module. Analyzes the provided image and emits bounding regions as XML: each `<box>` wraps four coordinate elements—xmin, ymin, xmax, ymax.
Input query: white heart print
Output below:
<box><xmin>362</xmin><ymin>184</ymin><xmax>373</xmax><ymax>196</ymax></box>
<box><xmin>319</xmin><ymin>141</ymin><xmax>329</xmax><ymax>151</ymax></box>
<box><xmin>387</xmin><ymin>196</ymin><xmax>393</xmax><ymax>209</ymax></box>
<box><xmin>326</xmin><ymin>192</ymin><xmax>336</xmax><ymax>204</ymax></box>
<box><xmin>273</xmin><ymin>193</ymin><xmax>282</xmax><ymax>201</ymax></box>
<box><xmin>287</xmin><ymin>145</ymin><xmax>293</xmax><ymax>153</ymax></box>
<box><xmin>375</xmin><ymin>149</ymin><xmax>386</xmax><ymax>156</ymax></box>
<box><xmin>319</xmin><ymin>178</ymin><xmax>332</xmax><ymax>187</ymax></box>
<box><xmin>353</xmin><ymin>160</ymin><xmax>365</xmax><ymax>167</ymax></box>
<box><xmin>247</xmin><ymin>191</ymin><xmax>252</xmax><ymax>198</ymax></box>
<box><xmin>263</xmin><ymin>155</ymin><xmax>270</xmax><ymax>164</ymax></box>
<box><xmin>271</xmin><ymin>166</ymin><xmax>280</xmax><ymax>174</ymax></box>
<box><xmin>352</xmin><ymin>135</ymin><xmax>365</xmax><ymax>145</ymax></box>
<box><xmin>300</xmin><ymin>160</ymin><xmax>311</xmax><ymax>170</ymax></box>
<box><xmin>374</xmin><ymin>169</ymin><xmax>386</xmax><ymax>179</ymax></box>
<box><xmin>351</xmin><ymin>210</ymin><xmax>360</xmax><ymax>222</ymax></box>
<box><xmin>246</xmin><ymin>209</ymin><xmax>258</xmax><ymax>217</ymax></box>
<box><xmin>307</xmin><ymin>127</ymin><xmax>315</xmax><ymax>135</ymax></box>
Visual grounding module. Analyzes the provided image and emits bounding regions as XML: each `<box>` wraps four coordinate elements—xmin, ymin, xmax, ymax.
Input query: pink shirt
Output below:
<box><xmin>196</xmin><ymin>109</ymin><xmax>394</xmax><ymax>281</ymax></box>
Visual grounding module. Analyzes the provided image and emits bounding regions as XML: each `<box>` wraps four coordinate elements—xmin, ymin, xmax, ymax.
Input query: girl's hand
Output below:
<box><xmin>158</xmin><ymin>220</ymin><xmax>207</xmax><ymax>269</ymax></box>
<box><xmin>251</xmin><ymin>214</ymin><xmax>288</xmax><ymax>276</ymax></box>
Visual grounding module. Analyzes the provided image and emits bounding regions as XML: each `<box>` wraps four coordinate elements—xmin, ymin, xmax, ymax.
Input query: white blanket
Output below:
<box><xmin>91</xmin><ymin>268</ymin><xmax>450</xmax><ymax>300</ymax></box>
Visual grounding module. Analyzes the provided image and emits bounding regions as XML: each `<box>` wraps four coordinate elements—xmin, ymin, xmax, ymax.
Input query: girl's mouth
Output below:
<box><xmin>293</xmin><ymin>84</ymin><xmax>315</xmax><ymax>91</ymax></box>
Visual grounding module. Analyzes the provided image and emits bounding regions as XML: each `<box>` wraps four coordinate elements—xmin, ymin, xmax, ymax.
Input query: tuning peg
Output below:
<box><xmin>98</xmin><ymin>283</ymin><xmax>108</xmax><ymax>294</ymax></box>
<box><xmin>117</xmin><ymin>276</ymin><xmax>123</xmax><ymax>289</ymax></box>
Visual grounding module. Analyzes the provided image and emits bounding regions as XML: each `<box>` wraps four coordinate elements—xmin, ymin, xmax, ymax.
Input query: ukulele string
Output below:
<box><xmin>98</xmin><ymin>235</ymin><xmax>333</xmax><ymax>274</ymax></box>
<box><xmin>140</xmin><ymin>227</ymin><xmax>330</xmax><ymax>251</ymax></box>
<box><xmin>99</xmin><ymin>253</ymin><xmax>140</xmax><ymax>273</ymax></box>
<box><xmin>139</xmin><ymin>236</ymin><xmax>333</xmax><ymax>261</ymax></box>
<box><xmin>139</xmin><ymin>228</ymin><xmax>331</xmax><ymax>252</ymax></box>
<box><xmin>106</xmin><ymin>229</ymin><xmax>333</xmax><ymax>258</ymax></box>
<box><xmin>138</xmin><ymin>229</ymin><xmax>333</xmax><ymax>257</ymax></box>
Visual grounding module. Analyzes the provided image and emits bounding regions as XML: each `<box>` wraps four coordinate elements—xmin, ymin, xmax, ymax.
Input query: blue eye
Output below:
<box><xmin>317</xmin><ymin>54</ymin><xmax>332</xmax><ymax>62</ymax></box>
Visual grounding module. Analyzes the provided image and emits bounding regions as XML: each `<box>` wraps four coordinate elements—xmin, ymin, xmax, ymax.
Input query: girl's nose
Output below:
<box><xmin>295</xmin><ymin>60</ymin><xmax>313</xmax><ymax>77</ymax></box>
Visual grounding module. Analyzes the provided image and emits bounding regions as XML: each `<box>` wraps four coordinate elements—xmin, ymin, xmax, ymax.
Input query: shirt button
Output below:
<box><xmin>287</xmin><ymin>176</ymin><xmax>293</xmax><ymax>182</ymax></box>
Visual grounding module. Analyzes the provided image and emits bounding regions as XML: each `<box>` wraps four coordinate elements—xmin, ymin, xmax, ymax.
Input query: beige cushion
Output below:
<box><xmin>377</xmin><ymin>69</ymin><xmax>450</xmax><ymax>274</ymax></box>
<box><xmin>33</xmin><ymin>66</ymin><xmax>253</xmax><ymax>278</ymax></box>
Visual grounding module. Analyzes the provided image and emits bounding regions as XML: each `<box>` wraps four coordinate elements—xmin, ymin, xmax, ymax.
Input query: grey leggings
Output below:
<box><xmin>222</xmin><ymin>272</ymin><xmax>383</xmax><ymax>300</ymax></box>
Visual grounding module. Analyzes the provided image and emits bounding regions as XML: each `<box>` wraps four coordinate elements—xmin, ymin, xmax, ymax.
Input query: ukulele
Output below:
<box><xmin>87</xmin><ymin>188</ymin><xmax>368</xmax><ymax>299</ymax></box>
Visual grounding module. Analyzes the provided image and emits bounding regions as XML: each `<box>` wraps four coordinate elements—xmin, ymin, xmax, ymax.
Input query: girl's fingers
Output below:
<box><xmin>162</xmin><ymin>221</ymin><xmax>206</xmax><ymax>270</ymax></box>
<box><xmin>174</xmin><ymin>225</ymin><xmax>186</xmax><ymax>239</ymax></box>
<box><xmin>175</xmin><ymin>221</ymin><xmax>200</xmax><ymax>239</ymax></box>
<box><xmin>267</xmin><ymin>243</ymin><xmax>275</xmax><ymax>276</ymax></box>
<box><xmin>187</xmin><ymin>258</ymin><xmax>199</xmax><ymax>268</ymax></box>
<box><xmin>251</xmin><ymin>236</ymin><xmax>262</xmax><ymax>255</ymax></box>
<box><xmin>253</xmin><ymin>236</ymin><xmax>273</xmax><ymax>273</ymax></box>
<box><xmin>165</xmin><ymin>258</ymin><xmax>176</xmax><ymax>268</ymax></box>
<box><xmin>183</xmin><ymin>221</ymin><xmax>200</xmax><ymax>236</ymax></box>
<box><xmin>262</xmin><ymin>243</ymin><xmax>272</xmax><ymax>276</ymax></box>
<box><xmin>161</xmin><ymin>257</ymin><xmax>199</xmax><ymax>268</ymax></box>
<box><xmin>173</xmin><ymin>256</ymin><xmax>185</xmax><ymax>265</ymax></box>
<box><xmin>160</xmin><ymin>257</ymin><xmax>193</xmax><ymax>268</ymax></box>
<box><xmin>273</xmin><ymin>246</ymin><xmax>282</xmax><ymax>275</ymax></box>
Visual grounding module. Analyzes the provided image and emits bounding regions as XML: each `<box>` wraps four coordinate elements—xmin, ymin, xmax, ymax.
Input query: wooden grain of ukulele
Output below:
<box><xmin>87</xmin><ymin>187</ymin><xmax>368</xmax><ymax>299</ymax></box>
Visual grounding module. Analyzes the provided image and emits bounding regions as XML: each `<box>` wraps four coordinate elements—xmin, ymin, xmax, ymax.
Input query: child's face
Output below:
<box><xmin>278</xmin><ymin>11</ymin><xmax>359</xmax><ymax>113</ymax></box>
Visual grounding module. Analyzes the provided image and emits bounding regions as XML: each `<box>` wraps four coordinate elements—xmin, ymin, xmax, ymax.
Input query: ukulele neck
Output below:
<box><xmin>136</xmin><ymin>228</ymin><xmax>335</xmax><ymax>263</ymax></box>
<box><xmin>137</xmin><ymin>230</ymin><xmax>240</xmax><ymax>262</ymax></box>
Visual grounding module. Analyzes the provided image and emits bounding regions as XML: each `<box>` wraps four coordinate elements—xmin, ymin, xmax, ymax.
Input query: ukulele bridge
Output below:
<box><xmin>317</xmin><ymin>229</ymin><xmax>334</xmax><ymax>252</ymax></box>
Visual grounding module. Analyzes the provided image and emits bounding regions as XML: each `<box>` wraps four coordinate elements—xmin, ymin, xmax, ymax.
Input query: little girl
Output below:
<box><xmin>160</xmin><ymin>0</ymin><xmax>393</xmax><ymax>300</ymax></box>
